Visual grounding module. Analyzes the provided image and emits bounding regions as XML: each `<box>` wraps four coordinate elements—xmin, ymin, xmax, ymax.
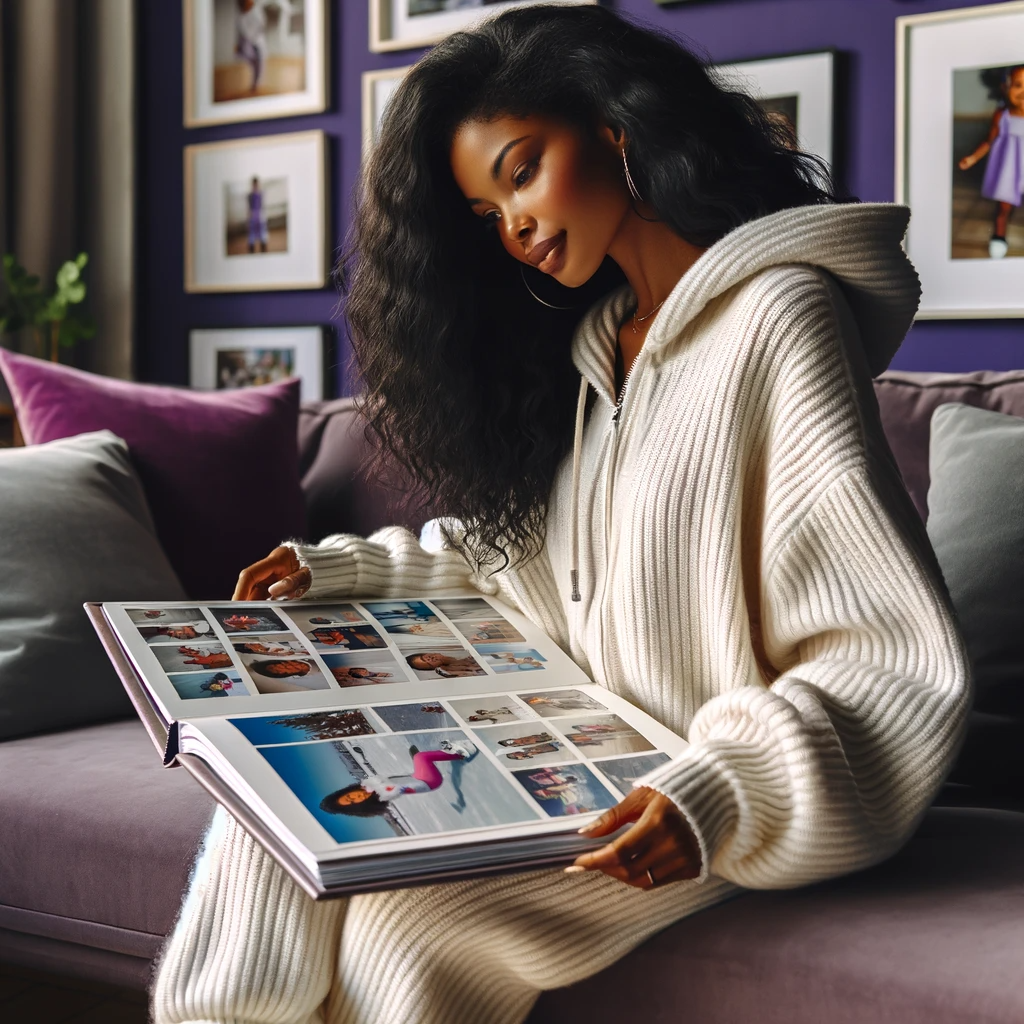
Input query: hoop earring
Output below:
<box><xmin>520</xmin><ymin>265</ymin><xmax>578</xmax><ymax>310</ymax></box>
<box><xmin>622</xmin><ymin>148</ymin><xmax>644</xmax><ymax>204</ymax></box>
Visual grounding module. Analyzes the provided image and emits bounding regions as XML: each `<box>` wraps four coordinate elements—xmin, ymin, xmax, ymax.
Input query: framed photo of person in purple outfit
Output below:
<box><xmin>184</xmin><ymin>0</ymin><xmax>328</xmax><ymax>127</ymax></box>
<box><xmin>897</xmin><ymin>2</ymin><xmax>1024</xmax><ymax>318</ymax></box>
<box><xmin>184</xmin><ymin>131</ymin><xmax>327</xmax><ymax>293</ymax></box>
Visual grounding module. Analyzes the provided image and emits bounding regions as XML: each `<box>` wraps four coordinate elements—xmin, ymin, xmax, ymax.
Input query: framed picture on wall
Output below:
<box><xmin>184</xmin><ymin>130</ymin><xmax>327</xmax><ymax>293</ymax></box>
<box><xmin>370</xmin><ymin>0</ymin><xmax>596</xmax><ymax>54</ymax></box>
<box><xmin>897</xmin><ymin>1</ymin><xmax>1024</xmax><ymax>318</ymax></box>
<box><xmin>714</xmin><ymin>51</ymin><xmax>837</xmax><ymax>173</ymax></box>
<box><xmin>184</xmin><ymin>0</ymin><xmax>328</xmax><ymax>127</ymax></box>
<box><xmin>190</xmin><ymin>326</ymin><xmax>330</xmax><ymax>400</ymax></box>
<box><xmin>362</xmin><ymin>66</ymin><xmax>413</xmax><ymax>159</ymax></box>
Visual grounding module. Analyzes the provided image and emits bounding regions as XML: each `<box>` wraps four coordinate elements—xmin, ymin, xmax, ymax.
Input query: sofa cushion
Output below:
<box><xmin>927</xmin><ymin>404</ymin><xmax>1024</xmax><ymax>803</ymax></box>
<box><xmin>0</xmin><ymin>720</ymin><xmax>213</xmax><ymax>963</ymax></box>
<box><xmin>299</xmin><ymin>397</ymin><xmax>431</xmax><ymax>543</ymax></box>
<box><xmin>530</xmin><ymin>808</ymin><xmax>1024</xmax><ymax>1024</ymax></box>
<box><xmin>873</xmin><ymin>370</ymin><xmax>1024</xmax><ymax>520</ymax></box>
<box><xmin>0</xmin><ymin>350</ymin><xmax>306</xmax><ymax>599</ymax></box>
<box><xmin>0</xmin><ymin>431</ymin><xmax>187</xmax><ymax>740</ymax></box>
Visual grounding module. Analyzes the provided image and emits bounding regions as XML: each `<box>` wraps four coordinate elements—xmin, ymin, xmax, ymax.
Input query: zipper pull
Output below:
<box><xmin>611</xmin><ymin>401</ymin><xmax>622</xmax><ymax>424</ymax></box>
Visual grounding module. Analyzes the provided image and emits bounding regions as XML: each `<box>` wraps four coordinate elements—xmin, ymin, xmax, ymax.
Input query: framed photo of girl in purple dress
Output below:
<box><xmin>897</xmin><ymin>2</ymin><xmax>1024</xmax><ymax>317</ymax></box>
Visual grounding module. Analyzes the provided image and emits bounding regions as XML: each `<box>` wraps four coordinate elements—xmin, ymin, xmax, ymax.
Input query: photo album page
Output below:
<box><xmin>102</xmin><ymin>595</ymin><xmax>686</xmax><ymax>867</ymax></box>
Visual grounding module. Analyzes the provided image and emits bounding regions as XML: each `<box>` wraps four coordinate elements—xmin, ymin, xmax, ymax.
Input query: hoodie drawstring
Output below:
<box><xmin>569</xmin><ymin>376</ymin><xmax>588</xmax><ymax>602</ymax></box>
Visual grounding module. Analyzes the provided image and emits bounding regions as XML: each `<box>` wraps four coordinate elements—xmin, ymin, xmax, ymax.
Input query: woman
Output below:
<box><xmin>156</xmin><ymin>7</ymin><xmax>968</xmax><ymax>1024</ymax></box>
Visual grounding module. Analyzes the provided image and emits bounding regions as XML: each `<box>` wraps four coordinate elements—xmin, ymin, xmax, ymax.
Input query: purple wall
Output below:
<box><xmin>136</xmin><ymin>0</ymin><xmax>1024</xmax><ymax>395</ymax></box>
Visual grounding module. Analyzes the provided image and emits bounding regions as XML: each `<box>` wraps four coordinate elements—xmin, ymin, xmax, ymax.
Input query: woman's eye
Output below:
<box><xmin>513</xmin><ymin>159</ymin><xmax>538</xmax><ymax>189</ymax></box>
<box><xmin>482</xmin><ymin>211</ymin><xmax>501</xmax><ymax>228</ymax></box>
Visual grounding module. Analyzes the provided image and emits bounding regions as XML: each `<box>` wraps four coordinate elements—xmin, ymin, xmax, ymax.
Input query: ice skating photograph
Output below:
<box><xmin>431</xmin><ymin>597</ymin><xmax>500</xmax><ymax>620</ymax></box>
<box><xmin>362</xmin><ymin>600</ymin><xmax>443</xmax><ymax>631</ymax></box>
<box><xmin>260</xmin><ymin>729</ymin><xmax>535</xmax><ymax>843</ymax></box>
<box><xmin>229</xmin><ymin>709</ymin><xmax>378</xmax><ymax>746</ymax></box>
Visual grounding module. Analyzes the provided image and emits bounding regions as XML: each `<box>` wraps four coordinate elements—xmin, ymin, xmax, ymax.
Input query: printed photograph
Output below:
<box><xmin>224</xmin><ymin>175</ymin><xmax>288</xmax><ymax>256</ymax></box>
<box><xmin>362</xmin><ymin>600</ymin><xmax>442</xmax><ymax>630</ymax></box>
<box><xmin>558</xmin><ymin>715</ymin><xmax>656</xmax><ymax>758</ymax></box>
<box><xmin>212</xmin><ymin>0</ymin><xmax>307</xmax><ymax>104</ymax></box>
<box><xmin>451</xmin><ymin>618</ymin><xmax>526</xmax><ymax>645</ymax></box>
<box><xmin>477</xmin><ymin>645</ymin><xmax>546</xmax><ymax>674</ymax></box>
<box><xmin>518</xmin><ymin>689</ymin><xmax>608</xmax><ymax>718</ymax></box>
<box><xmin>231</xmin><ymin>634</ymin><xmax>309</xmax><ymax>656</ymax></box>
<box><xmin>512</xmin><ymin>763</ymin><xmax>617</xmax><ymax>818</ymax></box>
<box><xmin>447</xmin><ymin>697</ymin><xmax>534</xmax><ymax>726</ymax></box>
<box><xmin>952</xmin><ymin>63</ymin><xmax>1024</xmax><ymax>259</ymax></box>
<box><xmin>473</xmin><ymin>722</ymin><xmax>569</xmax><ymax>767</ymax></box>
<box><xmin>152</xmin><ymin>642</ymin><xmax>234</xmax><ymax>673</ymax></box>
<box><xmin>260</xmin><ymin>729</ymin><xmax>536</xmax><ymax>843</ymax></box>
<box><xmin>169</xmin><ymin>670</ymin><xmax>248</xmax><ymax>699</ymax></box>
<box><xmin>236</xmin><ymin>652</ymin><xmax>332</xmax><ymax>694</ymax></box>
<box><xmin>127</xmin><ymin>607</ymin><xmax>207</xmax><ymax>626</ymax></box>
<box><xmin>371</xmin><ymin>702</ymin><xmax>458</xmax><ymax>732</ymax></box>
<box><xmin>209</xmin><ymin>607</ymin><xmax>289</xmax><ymax>634</ymax></box>
<box><xmin>216</xmin><ymin>347</ymin><xmax>293</xmax><ymax>388</ymax></box>
<box><xmin>286</xmin><ymin>605</ymin><xmax>368</xmax><ymax>632</ymax></box>
<box><xmin>303</xmin><ymin>624</ymin><xmax>388</xmax><ymax>653</ymax></box>
<box><xmin>401</xmin><ymin>646</ymin><xmax>487</xmax><ymax>680</ymax></box>
<box><xmin>230</xmin><ymin>709</ymin><xmax>377</xmax><ymax>745</ymax></box>
<box><xmin>137</xmin><ymin>619</ymin><xmax>216</xmax><ymax>644</ymax></box>
<box><xmin>319</xmin><ymin>650</ymin><xmax>407</xmax><ymax>687</ymax></box>
<box><xmin>432</xmin><ymin>597</ymin><xmax>499</xmax><ymax>620</ymax></box>
<box><xmin>760</xmin><ymin>94</ymin><xmax>799</xmax><ymax>150</ymax></box>
<box><xmin>592</xmin><ymin>752</ymin><xmax>672</xmax><ymax>797</ymax></box>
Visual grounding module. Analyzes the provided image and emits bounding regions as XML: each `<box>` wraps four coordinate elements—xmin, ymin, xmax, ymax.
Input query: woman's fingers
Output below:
<box><xmin>232</xmin><ymin>546</ymin><xmax>300</xmax><ymax>600</ymax></box>
<box><xmin>268</xmin><ymin>567</ymin><xmax>312</xmax><ymax>600</ymax></box>
<box><xmin>576</xmin><ymin>787</ymin><xmax>651</xmax><ymax>838</ymax></box>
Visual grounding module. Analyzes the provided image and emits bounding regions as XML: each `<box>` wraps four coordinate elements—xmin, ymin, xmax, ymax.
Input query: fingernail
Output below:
<box><xmin>563</xmin><ymin>865</ymin><xmax>586</xmax><ymax>874</ymax></box>
<box><xmin>578</xmin><ymin>821</ymin><xmax>601</xmax><ymax>834</ymax></box>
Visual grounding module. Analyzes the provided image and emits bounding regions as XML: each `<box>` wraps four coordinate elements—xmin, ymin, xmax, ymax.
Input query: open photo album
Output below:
<box><xmin>89</xmin><ymin>593</ymin><xmax>685</xmax><ymax>898</ymax></box>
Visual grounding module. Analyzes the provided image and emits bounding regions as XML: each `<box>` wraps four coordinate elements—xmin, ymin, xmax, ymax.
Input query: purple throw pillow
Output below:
<box><xmin>0</xmin><ymin>350</ymin><xmax>306</xmax><ymax>599</ymax></box>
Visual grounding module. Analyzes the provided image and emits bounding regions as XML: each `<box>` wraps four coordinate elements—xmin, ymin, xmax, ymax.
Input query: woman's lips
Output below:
<box><xmin>527</xmin><ymin>231</ymin><xmax>567</xmax><ymax>274</ymax></box>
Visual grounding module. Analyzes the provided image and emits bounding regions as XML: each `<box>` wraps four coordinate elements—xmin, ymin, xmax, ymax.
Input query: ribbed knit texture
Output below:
<box><xmin>153</xmin><ymin>204</ymin><xmax>969</xmax><ymax>1024</ymax></box>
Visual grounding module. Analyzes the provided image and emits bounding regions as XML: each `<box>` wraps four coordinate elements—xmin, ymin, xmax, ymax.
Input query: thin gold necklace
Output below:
<box><xmin>631</xmin><ymin>298</ymin><xmax>666</xmax><ymax>335</ymax></box>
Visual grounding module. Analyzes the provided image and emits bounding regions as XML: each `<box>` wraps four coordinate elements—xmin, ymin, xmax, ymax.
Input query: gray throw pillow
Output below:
<box><xmin>0</xmin><ymin>430</ymin><xmax>186</xmax><ymax>739</ymax></box>
<box><xmin>927</xmin><ymin>403</ymin><xmax>1024</xmax><ymax>801</ymax></box>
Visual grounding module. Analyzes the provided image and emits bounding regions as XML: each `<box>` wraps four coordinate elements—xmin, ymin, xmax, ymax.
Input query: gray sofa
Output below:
<box><xmin>1</xmin><ymin>370</ymin><xmax>1023</xmax><ymax>1022</ymax></box>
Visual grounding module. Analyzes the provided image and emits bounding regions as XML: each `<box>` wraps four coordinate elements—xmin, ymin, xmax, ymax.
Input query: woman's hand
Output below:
<box><xmin>566</xmin><ymin>787</ymin><xmax>702</xmax><ymax>889</ymax></box>
<box><xmin>233</xmin><ymin>545</ymin><xmax>312</xmax><ymax>601</ymax></box>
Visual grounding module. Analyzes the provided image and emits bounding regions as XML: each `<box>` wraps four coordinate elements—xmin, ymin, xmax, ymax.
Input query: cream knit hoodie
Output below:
<box><xmin>154</xmin><ymin>203</ymin><xmax>970</xmax><ymax>1024</ymax></box>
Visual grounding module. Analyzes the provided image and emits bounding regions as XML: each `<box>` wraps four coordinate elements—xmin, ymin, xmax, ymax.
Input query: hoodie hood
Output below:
<box><xmin>564</xmin><ymin>203</ymin><xmax>920</xmax><ymax>602</ymax></box>
<box><xmin>573</xmin><ymin>203</ymin><xmax>921</xmax><ymax>385</ymax></box>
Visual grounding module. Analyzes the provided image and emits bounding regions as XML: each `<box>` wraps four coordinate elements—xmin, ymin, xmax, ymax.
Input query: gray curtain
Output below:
<box><xmin>1</xmin><ymin>0</ymin><xmax>135</xmax><ymax>379</ymax></box>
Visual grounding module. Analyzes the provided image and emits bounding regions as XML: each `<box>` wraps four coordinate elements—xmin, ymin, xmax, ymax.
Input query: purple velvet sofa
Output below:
<box><xmin>1</xmin><ymin>370</ymin><xmax>1023</xmax><ymax>1023</ymax></box>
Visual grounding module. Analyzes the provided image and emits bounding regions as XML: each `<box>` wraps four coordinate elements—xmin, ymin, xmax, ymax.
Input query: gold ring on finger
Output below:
<box><xmin>646</xmin><ymin>867</ymin><xmax>657</xmax><ymax>888</ymax></box>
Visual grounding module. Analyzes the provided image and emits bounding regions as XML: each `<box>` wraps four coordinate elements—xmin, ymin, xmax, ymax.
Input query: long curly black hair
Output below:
<box><xmin>341</xmin><ymin>3</ymin><xmax>844</xmax><ymax>570</ymax></box>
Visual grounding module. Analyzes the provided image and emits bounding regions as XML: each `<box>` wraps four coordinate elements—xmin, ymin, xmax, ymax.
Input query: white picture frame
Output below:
<box><xmin>184</xmin><ymin>0</ymin><xmax>328</xmax><ymax>127</ymax></box>
<box><xmin>184</xmin><ymin>130</ymin><xmax>327</xmax><ymax>294</ymax></box>
<box><xmin>362</xmin><ymin>66</ymin><xmax>413</xmax><ymax>159</ymax></box>
<box><xmin>189</xmin><ymin>326</ymin><xmax>329</xmax><ymax>400</ymax></box>
<box><xmin>714</xmin><ymin>51</ymin><xmax>836</xmax><ymax>172</ymax></box>
<box><xmin>370</xmin><ymin>0</ymin><xmax>596</xmax><ymax>54</ymax></box>
<box><xmin>896</xmin><ymin>1</ymin><xmax>1024</xmax><ymax>319</ymax></box>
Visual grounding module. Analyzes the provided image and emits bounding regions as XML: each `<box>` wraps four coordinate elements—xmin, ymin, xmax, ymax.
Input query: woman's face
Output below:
<box><xmin>450</xmin><ymin>114</ymin><xmax>630</xmax><ymax>289</ymax></box>
<box><xmin>1007</xmin><ymin>69</ymin><xmax>1024</xmax><ymax>111</ymax></box>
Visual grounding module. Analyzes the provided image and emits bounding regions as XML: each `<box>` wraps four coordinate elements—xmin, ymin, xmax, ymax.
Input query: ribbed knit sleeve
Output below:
<box><xmin>636</xmin><ymin>465</ymin><xmax>969</xmax><ymax>889</ymax></box>
<box><xmin>288</xmin><ymin>526</ymin><xmax>495</xmax><ymax>600</ymax></box>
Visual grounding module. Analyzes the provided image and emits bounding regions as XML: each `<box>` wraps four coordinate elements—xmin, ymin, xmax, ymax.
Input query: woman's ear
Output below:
<box><xmin>601</xmin><ymin>124</ymin><xmax>625</xmax><ymax>150</ymax></box>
